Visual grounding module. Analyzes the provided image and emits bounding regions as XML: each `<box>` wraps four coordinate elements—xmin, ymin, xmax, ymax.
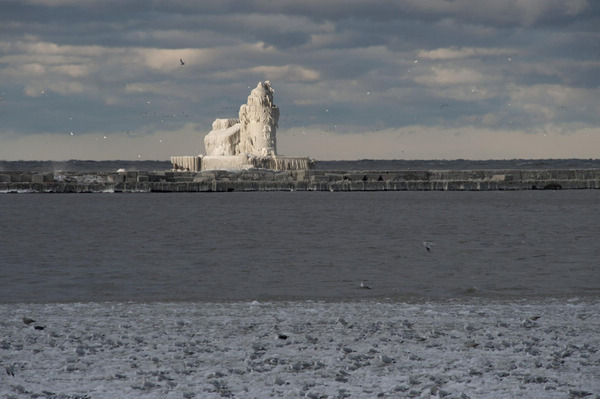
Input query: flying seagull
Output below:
<box><xmin>423</xmin><ymin>241</ymin><xmax>434</xmax><ymax>252</ymax></box>
<box><xmin>180</xmin><ymin>58</ymin><xmax>185</xmax><ymax>66</ymax></box>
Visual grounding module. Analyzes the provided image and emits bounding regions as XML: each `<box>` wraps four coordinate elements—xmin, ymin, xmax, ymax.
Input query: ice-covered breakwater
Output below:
<box><xmin>1</xmin><ymin>168</ymin><xmax>599</xmax><ymax>192</ymax></box>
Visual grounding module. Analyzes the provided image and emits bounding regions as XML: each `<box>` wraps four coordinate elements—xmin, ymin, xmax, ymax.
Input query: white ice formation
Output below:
<box><xmin>205</xmin><ymin>82</ymin><xmax>279</xmax><ymax>158</ymax></box>
<box><xmin>239</xmin><ymin>81</ymin><xmax>280</xmax><ymax>157</ymax></box>
<box><xmin>204</xmin><ymin>119</ymin><xmax>241</xmax><ymax>157</ymax></box>
<box><xmin>172</xmin><ymin>81</ymin><xmax>312</xmax><ymax>172</ymax></box>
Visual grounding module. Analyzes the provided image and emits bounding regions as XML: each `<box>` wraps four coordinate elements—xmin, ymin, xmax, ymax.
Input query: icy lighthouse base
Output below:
<box><xmin>201</xmin><ymin>154</ymin><xmax>314</xmax><ymax>172</ymax></box>
<box><xmin>171</xmin><ymin>81</ymin><xmax>314</xmax><ymax>172</ymax></box>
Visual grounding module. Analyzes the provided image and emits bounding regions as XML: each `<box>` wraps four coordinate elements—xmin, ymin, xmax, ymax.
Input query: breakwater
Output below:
<box><xmin>1</xmin><ymin>169</ymin><xmax>599</xmax><ymax>193</ymax></box>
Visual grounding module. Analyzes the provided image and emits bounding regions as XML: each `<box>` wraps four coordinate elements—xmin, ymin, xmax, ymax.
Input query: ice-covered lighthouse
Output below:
<box><xmin>170</xmin><ymin>81</ymin><xmax>314</xmax><ymax>172</ymax></box>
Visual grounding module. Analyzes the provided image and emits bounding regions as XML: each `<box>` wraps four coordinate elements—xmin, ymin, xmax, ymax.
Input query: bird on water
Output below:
<box><xmin>423</xmin><ymin>241</ymin><xmax>434</xmax><ymax>252</ymax></box>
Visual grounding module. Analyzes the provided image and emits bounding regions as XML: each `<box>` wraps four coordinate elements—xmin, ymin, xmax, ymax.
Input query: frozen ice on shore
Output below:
<box><xmin>1</xmin><ymin>298</ymin><xmax>599</xmax><ymax>398</ymax></box>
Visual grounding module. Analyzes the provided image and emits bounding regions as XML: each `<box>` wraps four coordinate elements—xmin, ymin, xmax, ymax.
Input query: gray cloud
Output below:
<box><xmin>0</xmin><ymin>0</ymin><xmax>598</xmax><ymax>160</ymax></box>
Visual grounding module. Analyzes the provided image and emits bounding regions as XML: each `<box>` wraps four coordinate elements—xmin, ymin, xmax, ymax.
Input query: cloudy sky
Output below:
<box><xmin>1</xmin><ymin>0</ymin><xmax>599</xmax><ymax>161</ymax></box>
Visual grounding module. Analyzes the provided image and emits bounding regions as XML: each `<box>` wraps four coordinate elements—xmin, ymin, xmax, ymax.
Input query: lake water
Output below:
<box><xmin>2</xmin><ymin>190</ymin><xmax>599</xmax><ymax>303</ymax></box>
<box><xmin>2</xmin><ymin>158</ymin><xmax>600</xmax><ymax>173</ymax></box>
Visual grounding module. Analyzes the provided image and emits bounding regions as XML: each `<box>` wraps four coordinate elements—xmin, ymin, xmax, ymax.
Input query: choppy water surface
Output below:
<box><xmin>1</xmin><ymin>191</ymin><xmax>599</xmax><ymax>303</ymax></box>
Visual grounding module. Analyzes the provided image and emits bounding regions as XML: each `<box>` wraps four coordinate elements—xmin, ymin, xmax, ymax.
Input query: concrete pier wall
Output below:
<box><xmin>1</xmin><ymin>169</ymin><xmax>599</xmax><ymax>193</ymax></box>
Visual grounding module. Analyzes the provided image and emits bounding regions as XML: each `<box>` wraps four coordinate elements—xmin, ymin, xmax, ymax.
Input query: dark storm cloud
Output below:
<box><xmin>236</xmin><ymin>0</ymin><xmax>596</xmax><ymax>27</ymax></box>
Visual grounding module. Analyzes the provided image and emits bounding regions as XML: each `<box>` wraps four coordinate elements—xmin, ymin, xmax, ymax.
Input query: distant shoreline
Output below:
<box><xmin>1</xmin><ymin>158</ymin><xmax>600</xmax><ymax>173</ymax></box>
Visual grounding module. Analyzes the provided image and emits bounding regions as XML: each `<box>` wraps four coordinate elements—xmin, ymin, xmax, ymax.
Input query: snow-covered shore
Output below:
<box><xmin>2</xmin><ymin>299</ymin><xmax>599</xmax><ymax>398</ymax></box>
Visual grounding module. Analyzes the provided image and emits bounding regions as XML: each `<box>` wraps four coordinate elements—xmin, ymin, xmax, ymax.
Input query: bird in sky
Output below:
<box><xmin>180</xmin><ymin>58</ymin><xmax>185</xmax><ymax>66</ymax></box>
<box><xmin>423</xmin><ymin>241</ymin><xmax>434</xmax><ymax>252</ymax></box>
